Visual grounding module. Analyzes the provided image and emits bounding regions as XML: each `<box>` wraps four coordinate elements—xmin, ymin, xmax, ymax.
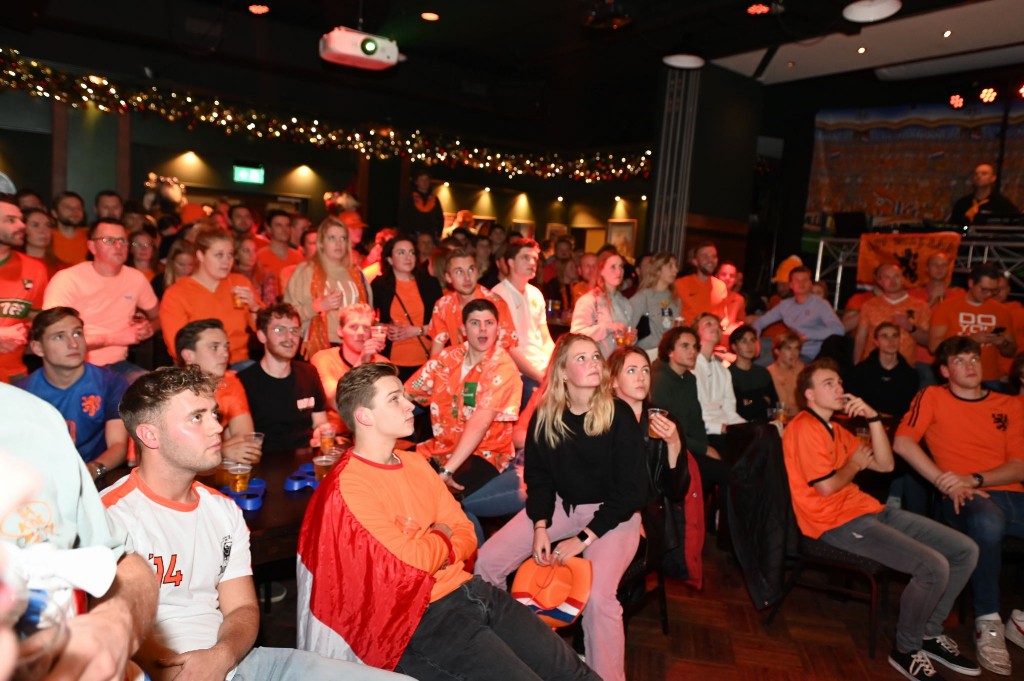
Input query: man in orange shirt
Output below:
<box><xmin>910</xmin><ymin>252</ymin><xmax>964</xmax><ymax>308</ymax></box>
<box><xmin>296</xmin><ymin>362</ymin><xmax>598</xmax><ymax>680</ymax></box>
<box><xmin>255</xmin><ymin>210</ymin><xmax>303</xmax><ymax>294</ymax></box>
<box><xmin>784</xmin><ymin>359</ymin><xmax>979</xmax><ymax>679</ymax></box>
<box><xmin>427</xmin><ymin>248</ymin><xmax>517</xmax><ymax>357</ymax></box>
<box><xmin>0</xmin><ymin>195</ymin><xmax>48</xmax><ymax>382</ymax></box>
<box><xmin>929</xmin><ymin>262</ymin><xmax>1015</xmax><ymax>388</ymax></box>
<box><xmin>895</xmin><ymin>336</ymin><xmax>1024</xmax><ymax>676</ymax></box>
<box><xmin>407</xmin><ymin>299</ymin><xmax>524</xmax><ymax>543</ymax></box>
<box><xmin>854</xmin><ymin>263</ymin><xmax>931</xmax><ymax>363</ymax></box>
<box><xmin>674</xmin><ymin>241</ymin><xmax>728</xmax><ymax>326</ymax></box>
<box><xmin>49</xmin><ymin>191</ymin><xmax>89</xmax><ymax>265</ymax></box>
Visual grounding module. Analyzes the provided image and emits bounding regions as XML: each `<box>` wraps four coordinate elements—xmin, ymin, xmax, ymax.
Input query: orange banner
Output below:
<box><xmin>856</xmin><ymin>232</ymin><xmax>961</xmax><ymax>286</ymax></box>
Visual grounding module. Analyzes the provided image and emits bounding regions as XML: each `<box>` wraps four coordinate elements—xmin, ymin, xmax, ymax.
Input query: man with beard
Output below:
<box><xmin>44</xmin><ymin>218</ymin><xmax>159</xmax><ymax>382</ymax></box>
<box><xmin>94</xmin><ymin>190</ymin><xmax>124</xmax><ymax>221</ymax></box>
<box><xmin>238</xmin><ymin>303</ymin><xmax>327</xmax><ymax>452</ymax></box>
<box><xmin>674</xmin><ymin>241</ymin><xmax>729</xmax><ymax>327</ymax></box>
<box><xmin>0</xmin><ymin>196</ymin><xmax>48</xmax><ymax>383</ymax></box>
<box><xmin>50</xmin><ymin>191</ymin><xmax>90</xmax><ymax>265</ymax></box>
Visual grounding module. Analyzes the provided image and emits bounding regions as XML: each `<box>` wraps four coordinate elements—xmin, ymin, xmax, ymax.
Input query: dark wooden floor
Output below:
<box><xmin>258</xmin><ymin>538</ymin><xmax>1024</xmax><ymax>680</ymax></box>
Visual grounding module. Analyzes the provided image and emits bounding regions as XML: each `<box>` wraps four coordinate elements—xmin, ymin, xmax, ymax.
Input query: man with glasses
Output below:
<box><xmin>427</xmin><ymin>247</ymin><xmax>517</xmax><ymax>357</ymax></box>
<box><xmin>43</xmin><ymin>218</ymin><xmax>159</xmax><ymax>382</ymax></box>
<box><xmin>895</xmin><ymin>336</ymin><xmax>1024</xmax><ymax>676</ymax></box>
<box><xmin>929</xmin><ymin>262</ymin><xmax>1015</xmax><ymax>390</ymax></box>
<box><xmin>239</xmin><ymin>303</ymin><xmax>327</xmax><ymax>451</ymax></box>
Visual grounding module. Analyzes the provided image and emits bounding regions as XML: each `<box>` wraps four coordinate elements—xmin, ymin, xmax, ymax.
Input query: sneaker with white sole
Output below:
<box><xmin>921</xmin><ymin>636</ymin><xmax>980</xmax><ymax>676</ymax></box>
<box><xmin>889</xmin><ymin>649</ymin><xmax>945</xmax><ymax>680</ymax></box>
<box><xmin>975</xmin><ymin>619</ymin><xmax>1012</xmax><ymax>676</ymax></box>
<box><xmin>1006</xmin><ymin>609</ymin><xmax>1024</xmax><ymax>651</ymax></box>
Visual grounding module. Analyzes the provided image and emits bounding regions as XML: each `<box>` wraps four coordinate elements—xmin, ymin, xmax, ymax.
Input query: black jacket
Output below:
<box><xmin>371</xmin><ymin>270</ymin><xmax>443</xmax><ymax>356</ymax></box>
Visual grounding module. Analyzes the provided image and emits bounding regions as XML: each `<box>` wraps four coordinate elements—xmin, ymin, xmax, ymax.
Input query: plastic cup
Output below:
<box><xmin>226</xmin><ymin>463</ymin><xmax>252</xmax><ymax>492</ymax></box>
<box><xmin>319</xmin><ymin>425</ymin><xmax>336</xmax><ymax>453</ymax></box>
<box><xmin>394</xmin><ymin>515</ymin><xmax>421</xmax><ymax>536</ymax></box>
<box><xmin>231</xmin><ymin>287</ymin><xmax>246</xmax><ymax>309</ymax></box>
<box><xmin>14</xmin><ymin>589</ymin><xmax>69</xmax><ymax>681</ymax></box>
<box><xmin>248</xmin><ymin>432</ymin><xmax>265</xmax><ymax>446</ymax></box>
<box><xmin>648</xmin><ymin>408</ymin><xmax>668</xmax><ymax>439</ymax></box>
<box><xmin>856</xmin><ymin>427</ymin><xmax>871</xmax><ymax>447</ymax></box>
<box><xmin>216</xmin><ymin>460</ymin><xmax>236</xmax><ymax>487</ymax></box>
<box><xmin>313</xmin><ymin>454</ymin><xmax>340</xmax><ymax>482</ymax></box>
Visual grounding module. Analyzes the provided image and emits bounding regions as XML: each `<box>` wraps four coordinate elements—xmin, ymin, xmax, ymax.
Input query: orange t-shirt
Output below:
<box><xmin>931</xmin><ymin>297</ymin><xmax>1012</xmax><ymax>381</ymax></box>
<box><xmin>338</xmin><ymin>451</ymin><xmax>476</xmax><ymax>603</ymax></box>
<box><xmin>160</xmin><ymin>274</ymin><xmax>258</xmax><ymax>364</ymax></box>
<box><xmin>427</xmin><ymin>285</ymin><xmax>518</xmax><ymax>352</ymax></box>
<box><xmin>674</xmin><ymin>274</ymin><xmax>728</xmax><ymax>325</ymax></box>
<box><xmin>783</xmin><ymin>410</ymin><xmax>885</xmax><ymax>539</ymax></box>
<box><xmin>897</xmin><ymin>385</ymin><xmax>1024</xmax><ymax>493</ymax></box>
<box><xmin>857</xmin><ymin>294</ymin><xmax>931</xmax><ymax>363</ymax></box>
<box><xmin>0</xmin><ymin>252</ymin><xmax>48</xmax><ymax>377</ymax></box>
<box><xmin>909</xmin><ymin>285</ymin><xmax>965</xmax><ymax>307</ymax></box>
<box><xmin>405</xmin><ymin>343</ymin><xmax>522</xmax><ymax>472</ymax></box>
<box><xmin>845</xmin><ymin>291</ymin><xmax>875</xmax><ymax>311</ymax></box>
<box><xmin>215</xmin><ymin>370</ymin><xmax>250</xmax><ymax>428</ymax></box>
<box><xmin>255</xmin><ymin>245</ymin><xmax>303</xmax><ymax>280</ymax></box>
<box><xmin>51</xmin><ymin>228</ymin><xmax>89</xmax><ymax>266</ymax></box>
<box><xmin>389</xmin><ymin>278</ymin><xmax>428</xmax><ymax>367</ymax></box>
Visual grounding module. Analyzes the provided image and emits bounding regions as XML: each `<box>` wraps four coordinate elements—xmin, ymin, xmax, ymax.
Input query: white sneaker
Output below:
<box><xmin>975</xmin><ymin>619</ymin><xmax>1012</xmax><ymax>676</ymax></box>
<box><xmin>1006</xmin><ymin>609</ymin><xmax>1024</xmax><ymax>651</ymax></box>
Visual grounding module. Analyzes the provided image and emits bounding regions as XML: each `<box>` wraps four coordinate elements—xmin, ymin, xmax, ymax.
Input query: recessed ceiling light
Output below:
<box><xmin>421</xmin><ymin>12</ymin><xmax>439</xmax><ymax>21</ymax></box>
<box><xmin>943</xmin><ymin>30</ymin><xmax>952</xmax><ymax>38</ymax></box>
<box><xmin>615</xmin><ymin>196</ymin><xmax>622</xmax><ymax>202</ymax></box>
<box><xmin>842</xmin><ymin>0</ymin><xmax>901</xmax><ymax>23</ymax></box>
<box><xmin>557</xmin><ymin>196</ymin><xmax>564</xmax><ymax>202</ymax></box>
<box><xmin>662</xmin><ymin>54</ymin><xmax>705</xmax><ymax>69</ymax></box>
<box><xmin>641</xmin><ymin>195</ymin><xmax>648</xmax><ymax>201</ymax></box>
<box><xmin>857</xmin><ymin>46</ymin><xmax>867</xmax><ymax>54</ymax></box>
<box><xmin>786</xmin><ymin>61</ymin><xmax>796</xmax><ymax>68</ymax></box>
<box><xmin>443</xmin><ymin>181</ymin><xmax>450</xmax><ymax>187</ymax></box>
<box><xmin>484</xmin><ymin>187</ymin><xmax>490</xmax><ymax>192</ymax></box>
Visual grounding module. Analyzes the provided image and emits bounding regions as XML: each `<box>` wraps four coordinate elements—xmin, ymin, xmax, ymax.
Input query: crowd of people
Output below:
<box><xmin>1</xmin><ymin>167</ymin><xmax>1023</xmax><ymax>681</ymax></box>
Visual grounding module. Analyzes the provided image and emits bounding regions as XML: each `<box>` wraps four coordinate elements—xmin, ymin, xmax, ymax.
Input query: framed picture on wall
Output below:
<box><xmin>607</xmin><ymin>219</ymin><xmax>638</xmax><ymax>259</ymax></box>
<box><xmin>546</xmin><ymin>223</ymin><xmax>568</xmax><ymax>239</ymax></box>
<box><xmin>512</xmin><ymin>219</ymin><xmax>535</xmax><ymax>239</ymax></box>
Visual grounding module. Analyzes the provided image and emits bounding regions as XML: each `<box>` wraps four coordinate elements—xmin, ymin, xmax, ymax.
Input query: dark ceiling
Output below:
<box><xmin>0</xmin><ymin>0</ymin><xmax>976</xmax><ymax>151</ymax></box>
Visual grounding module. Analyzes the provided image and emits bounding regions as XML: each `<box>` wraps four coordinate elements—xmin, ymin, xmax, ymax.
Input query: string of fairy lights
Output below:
<box><xmin>0</xmin><ymin>47</ymin><xmax>652</xmax><ymax>183</ymax></box>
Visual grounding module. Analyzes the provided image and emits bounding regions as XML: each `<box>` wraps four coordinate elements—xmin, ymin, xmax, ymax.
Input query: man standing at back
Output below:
<box><xmin>104</xmin><ymin>366</ymin><xmax>407</xmax><ymax>681</ymax></box>
<box><xmin>44</xmin><ymin>218</ymin><xmax>159</xmax><ymax>382</ymax></box>
<box><xmin>0</xmin><ymin>195</ymin><xmax>47</xmax><ymax>383</ymax></box>
<box><xmin>784</xmin><ymin>359</ymin><xmax>979</xmax><ymax>680</ymax></box>
<box><xmin>674</xmin><ymin>241</ymin><xmax>728</xmax><ymax>326</ymax></box>
<box><xmin>949</xmin><ymin>163</ymin><xmax>1019</xmax><ymax>226</ymax></box>
<box><xmin>297</xmin><ymin>362</ymin><xmax>598</xmax><ymax>680</ymax></box>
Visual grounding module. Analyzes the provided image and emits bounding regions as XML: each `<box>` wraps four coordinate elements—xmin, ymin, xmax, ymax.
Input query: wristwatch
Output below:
<box><xmin>577</xmin><ymin>530</ymin><xmax>593</xmax><ymax>546</ymax></box>
<box><xmin>92</xmin><ymin>462</ymin><xmax>108</xmax><ymax>480</ymax></box>
<box><xmin>971</xmin><ymin>473</ymin><xmax>984</xmax><ymax>488</ymax></box>
<box><xmin>439</xmin><ymin>468</ymin><xmax>453</xmax><ymax>480</ymax></box>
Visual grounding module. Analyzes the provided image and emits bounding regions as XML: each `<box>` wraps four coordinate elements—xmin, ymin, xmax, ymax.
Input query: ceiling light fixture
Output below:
<box><xmin>747</xmin><ymin>3</ymin><xmax>770</xmax><ymax>15</ymax></box>
<box><xmin>248</xmin><ymin>4</ymin><xmax>270</xmax><ymax>15</ymax></box>
<box><xmin>949</xmin><ymin>94</ymin><xmax>964</xmax><ymax>109</ymax></box>
<box><xmin>662</xmin><ymin>54</ymin><xmax>705</xmax><ymax>69</ymax></box>
<box><xmin>641</xmin><ymin>195</ymin><xmax>648</xmax><ymax>201</ymax></box>
<box><xmin>842</xmin><ymin>0</ymin><xmax>901</xmax><ymax>23</ymax></box>
<box><xmin>1019</xmin><ymin>84</ymin><xmax>1024</xmax><ymax>98</ymax></box>
<box><xmin>943</xmin><ymin>30</ymin><xmax>952</xmax><ymax>38</ymax></box>
<box><xmin>421</xmin><ymin>12</ymin><xmax>439</xmax><ymax>21</ymax></box>
<box><xmin>857</xmin><ymin>47</ymin><xmax>867</xmax><ymax>54</ymax></box>
<box><xmin>557</xmin><ymin>196</ymin><xmax>564</xmax><ymax>202</ymax></box>
<box><xmin>980</xmin><ymin>88</ymin><xmax>997</xmax><ymax>103</ymax></box>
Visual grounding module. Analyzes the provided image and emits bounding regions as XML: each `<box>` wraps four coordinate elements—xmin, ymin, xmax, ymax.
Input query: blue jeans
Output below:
<box><xmin>462</xmin><ymin>465</ymin><xmax>526</xmax><ymax>545</ymax></box>
<box><xmin>940</xmin><ymin>490</ymin><xmax>1024</xmax><ymax>618</ymax></box>
<box><xmin>820</xmin><ymin>507</ymin><xmax>978</xmax><ymax>653</ymax></box>
<box><xmin>394</xmin><ymin>576</ymin><xmax>599</xmax><ymax>681</ymax></box>
<box><xmin>235</xmin><ymin>646</ymin><xmax>412</xmax><ymax>680</ymax></box>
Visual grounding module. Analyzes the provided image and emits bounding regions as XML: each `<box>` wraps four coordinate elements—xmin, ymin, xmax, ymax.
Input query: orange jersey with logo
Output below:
<box><xmin>931</xmin><ymin>297</ymin><xmax>1012</xmax><ymax>381</ymax></box>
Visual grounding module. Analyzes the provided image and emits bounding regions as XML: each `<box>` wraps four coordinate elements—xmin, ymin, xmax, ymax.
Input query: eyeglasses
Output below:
<box><xmin>270</xmin><ymin>325</ymin><xmax>302</xmax><ymax>337</ymax></box>
<box><xmin>130</xmin><ymin>241</ymin><xmax>154</xmax><ymax>249</ymax></box>
<box><xmin>91</xmin><ymin>237</ymin><xmax>127</xmax><ymax>246</ymax></box>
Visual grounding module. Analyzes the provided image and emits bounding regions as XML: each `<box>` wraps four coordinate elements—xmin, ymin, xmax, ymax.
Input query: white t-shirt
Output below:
<box><xmin>44</xmin><ymin>263</ymin><xmax>159</xmax><ymax>366</ymax></box>
<box><xmin>493</xmin><ymin>279</ymin><xmax>553</xmax><ymax>372</ymax></box>
<box><xmin>694</xmin><ymin>353</ymin><xmax>746</xmax><ymax>434</ymax></box>
<box><xmin>102</xmin><ymin>472</ymin><xmax>252</xmax><ymax>657</ymax></box>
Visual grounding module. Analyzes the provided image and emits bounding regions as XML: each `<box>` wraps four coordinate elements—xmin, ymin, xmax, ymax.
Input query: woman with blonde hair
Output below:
<box><xmin>285</xmin><ymin>217</ymin><xmax>372</xmax><ymax>358</ymax></box>
<box><xmin>570</xmin><ymin>250</ymin><xmax>631</xmax><ymax>357</ymax></box>
<box><xmin>628</xmin><ymin>252</ymin><xmax>680</xmax><ymax>354</ymax></box>
<box><xmin>475</xmin><ymin>333</ymin><xmax>647</xmax><ymax>681</ymax></box>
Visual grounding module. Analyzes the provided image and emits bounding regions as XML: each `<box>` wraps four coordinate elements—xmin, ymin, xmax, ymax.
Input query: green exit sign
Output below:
<box><xmin>233</xmin><ymin>165</ymin><xmax>265</xmax><ymax>184</ymax></box>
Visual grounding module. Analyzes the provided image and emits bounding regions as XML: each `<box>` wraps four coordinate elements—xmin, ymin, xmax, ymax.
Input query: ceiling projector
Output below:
<box><xmin>319</xmin><ymin>26</ymin><xmax>399</xmax><ymax>70</ymax></box>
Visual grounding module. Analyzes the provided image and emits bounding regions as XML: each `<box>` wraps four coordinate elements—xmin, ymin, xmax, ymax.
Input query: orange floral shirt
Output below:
<box><xmin>405</xmin><ymin>342</ymin><xmax>523</xmax><ymax>472</ymax></box>
<box><xmin>427</xmin><ymin>285</ymin><xmax>518</xmax><ymax>351</ymax></box>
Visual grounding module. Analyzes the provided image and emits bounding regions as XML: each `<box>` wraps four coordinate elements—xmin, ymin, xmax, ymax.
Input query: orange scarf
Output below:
<box><xmin>412</xmin><ymin>192</ymin><xmax>437</xmax><ymax>213</ymax></box>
